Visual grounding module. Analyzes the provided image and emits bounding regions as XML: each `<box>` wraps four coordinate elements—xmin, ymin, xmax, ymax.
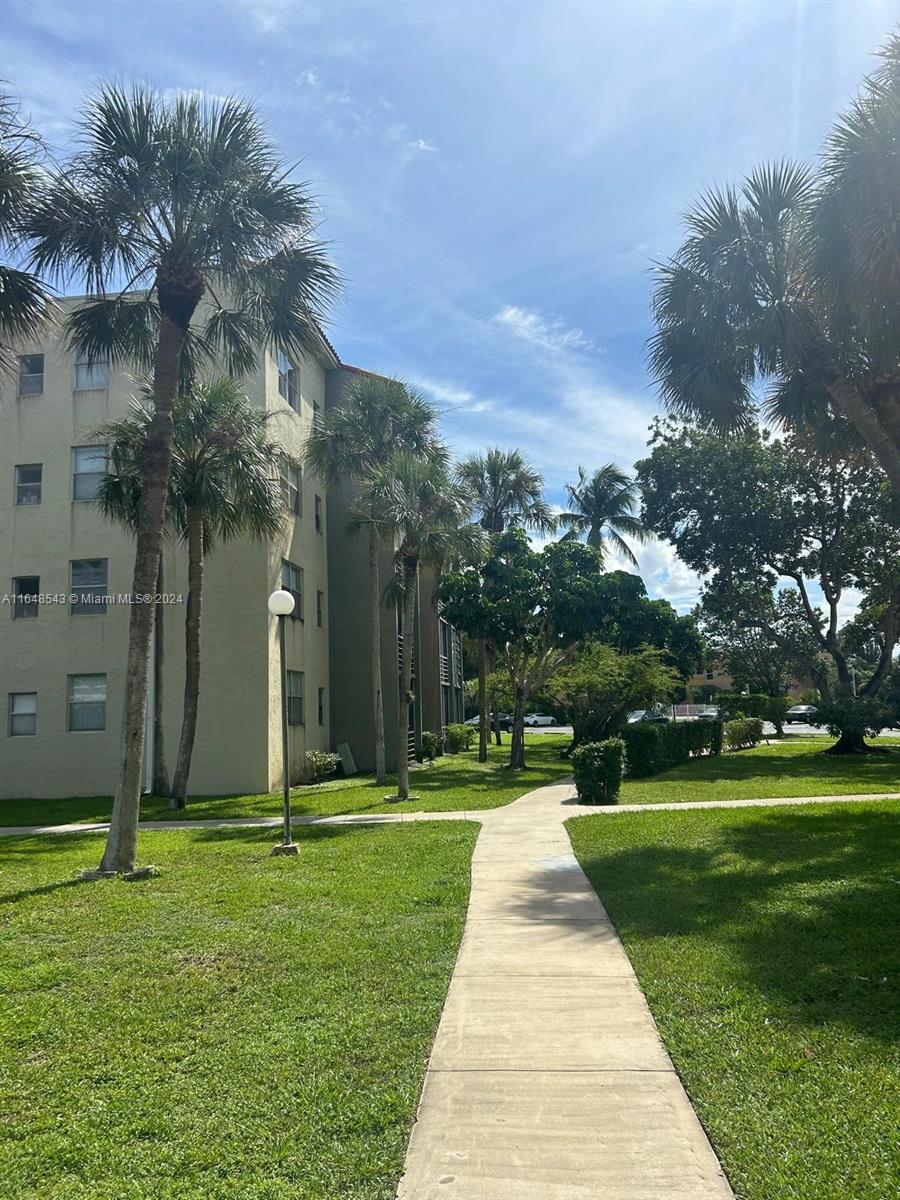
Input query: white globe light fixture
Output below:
<box><xmin>268</xmin><ymin>587</ymin><xmax>299</xmax><ymax>856</ymax></box>
<box><xmin>268</xmin><ymin>589</ymin><xmax>295</xmax><ymax>617</ymax></box>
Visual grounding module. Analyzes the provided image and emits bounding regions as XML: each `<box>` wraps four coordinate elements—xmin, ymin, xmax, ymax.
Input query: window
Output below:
<box><xmin>313</xmin><ymin>396</ymin><xmax>322</xmax><ymax>423</ymax></box>
<box><xmin>73</xmin><ymin>446</ymin><xmax>108</xmax><ymax>501</ymax></box>
<box><xmin>316</xmin><ymin>589</ymin><xmax>324</xmax><ymax>627</ymax></box>
<box><xmin>281</xmin><ymin>461</ymin><xmax>301</xmax><ymax>515</ymax></box>
<box><xmin>12</xmin><ymin>576</ymin><xmax>39</xmax><ymax>620</ymax></box>
<box><xmin>317</xmin><ymin>686</ymin><xmax>325</xmax><ymax>726</ymax></box>
<box><xmin>287</xmin><ymin>670</ymin><xmax>304</xmax><ymax>725</ymax></box>
<box><xmin>705</xmin><ymin>669</ymin><xmax>715</xmax><ymax>682</ymax></box>
<box><xmin>9</xmin><ymin>693</ymin><xmax>37</xmax><ymax>736</ymax></box>
<box><xmin>15</xmin><ymin>464</ymin><xmax>42</xmax><ymax>506</ymax></box>
<box><xmin>68</xmin><ymin>674</ymin><xmax>107</xmax><ymax>731</ymax></box>
<box><xmin>70</xmin><ymin>559</ymin><xmax>108</xmax><ymax>614</ymax></box>
<box><xmin>315</xmin><ymin>494</ymin><xmax>323</xmax><ymax>534</ymax></box>
<box><xmin>18</xmin><ymin>354</ymin><xmax>44</xmax><ymax>397</ymax></box>
<box><xmin>281</xmin><ymin>560</ymin><xmax>302</xmax><ymax>620</ymax></box>
<box><xmin>277</xmin><ymin>352</ymin><xmax>299</xmax><ymax>412</ymax></box>
<box><xmin>74</xmin><ymin>348</ymin><xmax>109</xmax><ymax>390</ymax></box>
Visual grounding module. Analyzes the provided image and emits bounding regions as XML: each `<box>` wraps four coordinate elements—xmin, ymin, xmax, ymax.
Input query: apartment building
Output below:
<box><xmin>0</xmin><ymin>302</ymin><xmax>463</xmax><ymax>800</ymax></box>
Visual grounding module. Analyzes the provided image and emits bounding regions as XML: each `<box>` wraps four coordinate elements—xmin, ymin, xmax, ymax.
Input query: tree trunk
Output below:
<box><xmin>152</xmin><ymin>557</ymin><xmax>170</xmax><ymax>797</ymax></box>
<box><xmin>827</xmin><ymin>376</ymin><xmax>900</xmax><ymax>500</ymax></box>
<box><xmin>824</xmin><ymin>728</ymin><xmax>875</xmax><ymax>755</ymax></box>
<box><xmin>369</xmin><ymin>529</ymin><xmax>387</xmax><ymax>785</ymax></box>
<box><xmin>170</xmin><ymin>506</ymin><xmax>204</xmax><ymax>809</ymax></box>
<box><xmin>99</xmin><ymin>306</ymin><xmax>190</xmax><ymax>874</ymax></box>
<box><xmin>396</xmin><ymin>557</ymin><xmax>418</xmax><ymax>800</ymax></box>
<box><xmin>487</xmin><ymin>642</ymin><xmax>502</xmax><ymax>745</ymax></box>
<box><xmin>477</xmin><ymin>638</ymin><xmax>488</xmax><ymax>762</ymax></box>
<box><xmin>509</xmin><ymin>685</ymin><xmax>527</xmax><ymax>769</ymax></box>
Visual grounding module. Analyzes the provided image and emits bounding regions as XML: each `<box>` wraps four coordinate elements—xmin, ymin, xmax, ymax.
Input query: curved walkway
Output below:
<box><xmin>396</xmin><ymin>779</ymin><xmax>735</xmax><ymax>1200</ymax></box>
<box><xmin>1</xmin><ymin>788</ymin><xmax>896</xmax><ymax>838</ymax></box>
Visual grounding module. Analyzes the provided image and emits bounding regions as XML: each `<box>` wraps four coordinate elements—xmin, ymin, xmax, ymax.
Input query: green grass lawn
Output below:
<box><xmin>0</xmin><ymin>820</ymin><xmax>478</xmax><ymax>1199</ymax></box>
<box><xmin>619</xmin><ymin>738</ymin><xmax>900</xmax><ymax>805</ymax></box>
<box><xmin>568</xmin><ymin>800</ymin><xmax>900</xmax><ymax>1200</ymax></box>
<box><xmin>0</xmin><ymin>735</ymin><xmax>571</xmax><ymax>828</ymax></box>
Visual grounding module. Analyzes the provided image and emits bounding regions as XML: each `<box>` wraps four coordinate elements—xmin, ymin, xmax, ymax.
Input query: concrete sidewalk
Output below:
<box><xmin>395</xmin><ymin>781</ymin><xmax>735</xmax><ymax>1200</ymax></box>
<box><xmin>1</xmin><ymin>788</ymin><xmax>895</xmax><ymax>838</ymax></box>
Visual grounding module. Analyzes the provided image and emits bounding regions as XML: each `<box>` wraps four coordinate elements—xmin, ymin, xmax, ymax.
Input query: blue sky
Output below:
<box><xmin>3</xmin><ymin>0</ymin><xmax>898</xmax><ymax>612</ymax></box>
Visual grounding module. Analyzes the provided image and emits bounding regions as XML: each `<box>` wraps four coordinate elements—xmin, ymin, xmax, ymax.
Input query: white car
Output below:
<box><xmin>523</xmin><ymin>713</ymin><xmax>557</xmax><ymax>727</ymax></box>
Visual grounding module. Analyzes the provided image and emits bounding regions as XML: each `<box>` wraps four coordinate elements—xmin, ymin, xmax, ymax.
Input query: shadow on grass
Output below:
<box><xmin>571</xmin><ymin>805</ymin><xmax>900</xmax><ymax>1043</ymax></box>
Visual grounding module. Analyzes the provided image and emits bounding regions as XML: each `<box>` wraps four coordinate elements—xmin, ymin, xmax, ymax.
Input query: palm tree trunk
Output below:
<box><xmin>396</xmin><ymin>557</ymin><xmax>418</xmax><ymax>800</ymax></box>
<box><xmin>99</xmin><ymin>308</ymin><xmax>186</xmax><ymax>874</ymax></box>
<box><xmin>369</xmin><ymin>529</ymin><xmax>387</xmax><ymax>785</ymax></box>
<box><xmin>827</xmin><ymin>375</ymin><xmax>900</xmax><ymax>499</ymax></box>
<box><xmin>170</xmin><ymin>506</ymin><xmax>204</xmax><ymax>808</ymax></box>
<box><xmin>509</xmin><ymin>684</ymin><xmax>527</xmax><ymax>769</ymax></box>
<box><xmin>477</xmin><ymin>638</ymin><xmax>488</xmax><ymax>762</ymax></box>
<box><xmin>152</xmin><ymin>557</ymin><xmax>170</xmax><ymax>796</ymax></box>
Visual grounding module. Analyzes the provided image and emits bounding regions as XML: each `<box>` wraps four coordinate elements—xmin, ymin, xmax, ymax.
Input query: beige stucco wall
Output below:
<box><xmin>0</xmin><ymin>299</ymin><xmax>333</xmax><ymax>801</ymax></box>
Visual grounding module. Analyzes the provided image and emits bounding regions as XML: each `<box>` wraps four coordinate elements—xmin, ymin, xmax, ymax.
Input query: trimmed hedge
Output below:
<box><xmin>422</xmin><ymin>730</ymin><xmax>444</xmax><ymax>760</ymax></box>
<box><xmin>572</xmin><ymin>738</ymin><xmax>624</xmax><ymax>805</ymax></box>
<box><xmin>445</xmin><ymin>723</ymin><xmax>475</xmax><ymax>753</ymax></box>
<box><xmin>724</xmin><ymin>717</ymin><xmax>765</xmax><ymax>750</ymax></box>
<box><xmin>621</xmin><ymin>719</ymin><xmax>723</xmax><ymax>779</ymax></box>
<box><xmin>305</xmin><ymin>750</ymin><xmax>342</xmax><ymax>783</ymax></box>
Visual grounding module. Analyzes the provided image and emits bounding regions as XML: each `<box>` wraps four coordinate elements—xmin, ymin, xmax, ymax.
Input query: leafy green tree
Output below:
<box><xmin>25</xmin><ymin>85</ymin><xmax>338</xmax><ymax>872</ymax></box>
<box><xmin>305</xmin><ymin>375</ymin><xmax>438</xmax><ymax>784</ymax></box>
<box><xmin>637</xmin><ymin>420</ymin><xmax>900</xmax><ymax>751</ymax></box>
<box><xmin>440</xmin><ymin>530</ymin><xmax>611</xmax><ymax>768</ymax></box>
<box><xmin>560</xmin><ymin>463</ymin><xmax>648</xmax><ymax>566</ymax></box>
<box><xmin>649</xmin><ymin>35</ymin><xmax>900</xmax><ymax>496</ymax></box>
<box><xmin>698</xmin><ymin>589</ymin><xmax>822</xmax><ymax>696</ymax></box>
<box><xmin>358</xmin><ymin>450</ymin><xmax>481</xmax><ymax>800</ymax></box>
<box><xmin>549</xmin><ymin>643</ymin><xmax>681</xmax><ymax>750</ymax></box>
<box><xmin>96</xmin><ymin>378</ymin><xmax>284</xmax><ymax>808</ymax></box>
<box><xmin>0</xmin><ymin>91</ymin><xmax>53</xmax><ymax>369</ymax></box>
<box><xmin>456</xmin><ymin>448</ymin><xmax>555</xmax><ymax>759</ymax></box>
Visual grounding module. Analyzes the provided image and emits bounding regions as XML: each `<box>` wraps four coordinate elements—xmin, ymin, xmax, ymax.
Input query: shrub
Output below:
<box><xmin>621</xmin><ymin>719</ymin><xmax>722</xmax><ymax>778</ymax></box>
<box><xmin>718</xmin><ymin>692</ymin><xmax>770</xmax><ymax>721</ymax></box>
<box><xmin>724</xmin><ymin>717</ymin><xmax>764</xmax><ymax>750</ymax></box>
<box><xmin>445</xmin><ymin>723</ymin><xmax>474</xmax><ymax>753</ymax></box>
<box><xmin>421</xmin><ymin>730</ymin><xmax>443</xmax><ymax>760</ymax></box>
<box><xmin>305</xmin><ymin>750</ymin><xmax>342</xmax><ymax>783</ymax></box>
<box><xmin>572</xmin><ymin>738</ymin><xmax>624</xmax><ymax>804</ymax></box>
<box><xmin>709</xmin><ymin>718</ymin><xmax>724</xmax><ymax>757</ymax></box>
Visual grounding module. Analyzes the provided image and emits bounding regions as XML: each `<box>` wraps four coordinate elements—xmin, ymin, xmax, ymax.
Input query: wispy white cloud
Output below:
<box><xmin>493</xmin><ymin>305</ymin><xmax>593</xmax><ymax>353</ymax></box>
<box><xmin>410</xmin><ymin>375</ymin><xmax>491</xmax><ymax>413</ymax></box>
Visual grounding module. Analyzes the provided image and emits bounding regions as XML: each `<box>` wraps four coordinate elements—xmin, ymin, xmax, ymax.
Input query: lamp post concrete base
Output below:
<box><xmin>271</xmin><ymin>842</ymin><xmax>300</xmax><ymax>857</ymax></box>
<box><xmin>384</xmin><ymin>795</ymin><xmax>421</xmax><ymax>803</ymax></box>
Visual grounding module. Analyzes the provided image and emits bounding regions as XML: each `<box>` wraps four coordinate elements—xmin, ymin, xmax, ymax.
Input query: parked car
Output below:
<box><xmin>696</xmin><ymin>706</ymin><xmax>719</xmax><ymax>721</ymax></box>
<box><xmin>785</xmin><ymin>704</ymin><xmax>819</xmax><ymax>724</ymax></box>
<box><xmin>626</xmin><ymin>708</ymin><xmax>670</xmax><ymax>725</ymax></box>
<box><xmin>464</xmin><ymin>712</ymin><xmax>513</xmax><ymax>731</ymax></box>
<box><xmin>523</xmin><ymin>713</ymin><xmax>557</xmax><ymax>727</ymax></box>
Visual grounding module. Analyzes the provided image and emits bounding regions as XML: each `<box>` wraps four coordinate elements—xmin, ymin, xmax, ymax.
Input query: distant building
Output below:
<box><xmin>685</xmin><ymin>661</ymin><xmax>811</xmax><ymax>702</ymax></box>
<box><xmin>0</xmin><ymin>301</ymin><xmax>462</xmax><ymax>800</ymax></box>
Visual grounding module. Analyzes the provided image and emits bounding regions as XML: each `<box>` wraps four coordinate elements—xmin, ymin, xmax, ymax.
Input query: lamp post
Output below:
<box><xmin>268</xmin><ymin>588</ymin><xmax>299</xmax><ymax>857</ymax></box>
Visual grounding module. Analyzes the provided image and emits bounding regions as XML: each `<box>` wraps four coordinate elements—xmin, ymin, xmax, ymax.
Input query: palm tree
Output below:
<box><xmin>96</xmin><ymin>378</ymin><xmax>284</xmax><ymax>810</ymax></box>
<box><xmin>0</xmin><ymin>91</ymin><xmax>53</xmax><ymax>370</ymax></box>
<box><xmin>358</xmin><ymin>450</ymin><xmax>481</xmax><ymax>801</ymax></box>
<box><xmin>25</xmin><ymin>86</ymin><xmax>338</xmax><ymax>872</ymax></box>
<box><xmin>456</xmin><ymin>449</ymin><xmax>555</xmax><ymax>759</ymax></box>
<box><xmin>560</xmin><ymin>464</ymin><xmax>647</xmax><ymax>566</ymax></box>
<box><xmin>649</xmin><ymin>34</ymin><xmax>900</xmax><ymax>497</ymax></box>
<box><xmin>305</xmin><ymin>374</ymin><xmax>439</xmax><ymax>784</ymax></box>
